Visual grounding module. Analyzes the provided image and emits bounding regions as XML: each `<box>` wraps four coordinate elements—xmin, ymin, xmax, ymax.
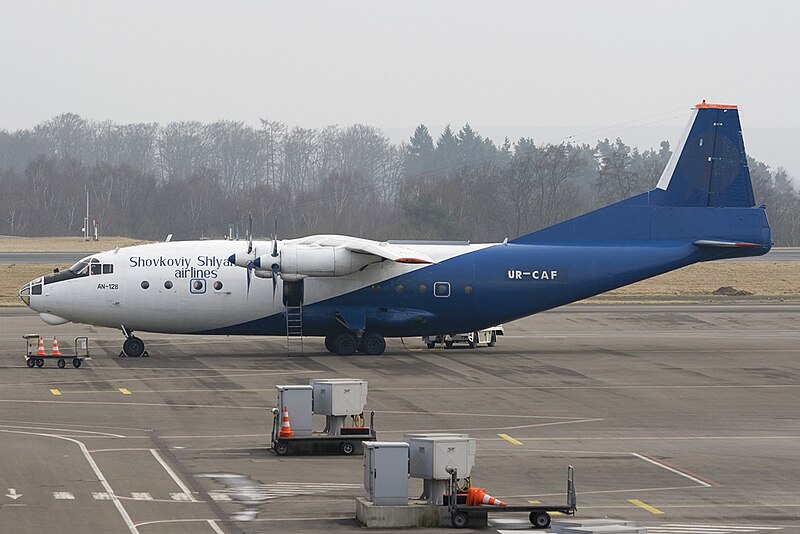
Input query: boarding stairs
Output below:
<box><xmin>285</xmin><ymin>304</ymin><xmax>304</xmax><ymax>355</ymax></box>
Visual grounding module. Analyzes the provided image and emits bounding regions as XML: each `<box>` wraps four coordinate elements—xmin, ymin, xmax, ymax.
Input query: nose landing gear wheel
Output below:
<box><xmin>123</xmin><ymin>336</ymin><xmax>145</xmax><ymax>358</ymax></box>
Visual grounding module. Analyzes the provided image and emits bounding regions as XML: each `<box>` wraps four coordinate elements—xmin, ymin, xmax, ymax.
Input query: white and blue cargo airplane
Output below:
<box><xmin>18</xmin><ymin>103</ymin><xmax>772</xmax><ymax>356</ymax></box>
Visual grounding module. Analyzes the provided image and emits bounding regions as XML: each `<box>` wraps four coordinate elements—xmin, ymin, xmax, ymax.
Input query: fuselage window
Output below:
<box><xmin>213</xmin><ymin>281</ymin><xmax>223</xmax><ymax>291</ymax></box>
<box><xmin>141</xmin><ymin>281</ymin><xmax>150</xmax><ymax>289</ymax></box>
<box><xmin>164</xmin><ymin>280</ymin><xmax>173</xmax><ymax>289</ymax></box>
<box><xmin>418</xmin><ymin>283</ymin><xmax>428</xmax><ymax>294</ymax></box>
<box><xmin>191</xmin><ymin>279</ymin><xmax>206</xmax><ymax>294</ymax></box>
<box><xmin>102</xmin><ymin>264</ymin><xmax>113</xmax><ymax>274</ymax></box>
<box><xmin>434</xmin><ymin>282</ymin><xmax>451</xmax><ymax>298</ymax></box>
<box><xmin>464</xmin><ymin>284</ymin><xmax>473</xmax><ymax>294</ymax></box>
<box><xmin>394</xmin><ymin>283</ymin><xmax>405</xmax><ymax>294</ymax></box>
<box><xmin>90</xmin><ymin>263</ymin><xmax>102</xmax><ymax>275</ymax></box>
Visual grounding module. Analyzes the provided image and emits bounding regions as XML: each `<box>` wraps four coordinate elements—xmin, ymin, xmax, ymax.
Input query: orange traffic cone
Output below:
<box><xmin>51</xmin><ymin>337</ymin><xmax>62</xmax><ymax>356</ymax></box>
<box><xmin>37</xmin><ymin>336</ymin><xmax>46</xmax><ymax>356</ymax></box>
<box><xmin>278</xmin><ymin>406</ymin><xmax>294</xmax><ymax>438</ymax></box>
<box><xmin>467</xmin><ymin>487</ymin><xmax>505</xmax><ymax>507</ymax></box>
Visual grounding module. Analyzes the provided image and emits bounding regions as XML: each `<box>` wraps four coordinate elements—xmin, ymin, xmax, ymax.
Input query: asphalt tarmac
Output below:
<box><xmin>0</xmin><ymin>305</ymin><xmax>798</xmax><ymax>534</ymax></box>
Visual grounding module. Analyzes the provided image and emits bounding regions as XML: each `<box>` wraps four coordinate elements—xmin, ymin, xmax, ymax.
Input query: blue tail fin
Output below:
<box><xmin>511</xmin><ymin>102</ymin><xmax>771</xmax><ymax>250</ymax></box>
<box><xmin>655</xmin><ymin>102</ymin><xmax>755</xmax><ymax>207</ymax></box>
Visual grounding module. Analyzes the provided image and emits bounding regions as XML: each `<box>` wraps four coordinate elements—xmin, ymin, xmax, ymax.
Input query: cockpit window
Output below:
<box><xmin>69</xmin><ymin>259</ymin><xmax>90</xmax><ymax>276</ymax></box>
<box><xmin>90</xmin><ymin>263</ymin><xmax>102</xmax><ymax>275</ymax></box>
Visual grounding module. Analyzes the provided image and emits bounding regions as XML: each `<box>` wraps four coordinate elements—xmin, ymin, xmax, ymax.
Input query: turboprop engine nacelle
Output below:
<box><xmin>255</xmin><ymin>245</ymin><xmax>376</xmax><ymax>279</ymax></box>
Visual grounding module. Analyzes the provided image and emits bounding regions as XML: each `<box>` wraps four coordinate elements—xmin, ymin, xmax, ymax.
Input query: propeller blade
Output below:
<box><xmin>271</xmin><ymin>261</ymin><xmax>280</xmax><ymax>304</ymax></box>
<box><xmin>246</xmin><ymin>262</ymin><xmax>252</xmax><ymax>298</ymax></box>
<box><xmin>246</xmin><ymin>213</ymin><xmax>253</xmax><ymax>255</ymax></box>
<box><xmin>271</xmin><ymin>219</ymin><xmax>278</xmax><ymax>258</ymax></box>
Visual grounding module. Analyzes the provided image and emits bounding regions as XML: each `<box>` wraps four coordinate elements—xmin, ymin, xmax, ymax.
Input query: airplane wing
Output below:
<box><xmin>289</xmin><ymin>235</ymin><xmax>434</xmax><ymax>264</ymax></box>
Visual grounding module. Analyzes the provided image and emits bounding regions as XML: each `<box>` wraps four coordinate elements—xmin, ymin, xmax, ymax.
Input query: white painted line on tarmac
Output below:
<box><xmin>53</xmin><ymin>492</ymin><xmax>75</xmax><ymax>499</ymax></box>
<box><xmin>207</xmin><ymin>520</ymin><xmax>225</xmax><ymax>534</ymax></box>
<box><xmin>130</xmin><ymin>492</ymin><xmax>152</xmax><ymax>501</ymax></box>
<box><xmin>632</xmin><ymin>452</ymin><xmax>713</xmax><ymax>487</ymax></box>
<box><xmin>150</xmin><ymin>448</ymin><xmax>199</xmax><ymax>502</ymax></box>
<box><xmin>0</xmin><ymin>429</ymin><xmax>139</xmax><ymax>533</ymax></box>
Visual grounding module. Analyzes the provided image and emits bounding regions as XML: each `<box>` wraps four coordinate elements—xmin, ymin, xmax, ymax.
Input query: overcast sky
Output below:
<box><xmin>2</xmin><ymin>1</ymin><xmax>799</xmax><ymax>175</ymax></box>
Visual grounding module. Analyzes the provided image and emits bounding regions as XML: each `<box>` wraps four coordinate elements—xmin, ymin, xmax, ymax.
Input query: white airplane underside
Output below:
<box><xmin>19</xmin><ymin>103</ymin><xmax>772</xmax><ymax>356</ymax></box>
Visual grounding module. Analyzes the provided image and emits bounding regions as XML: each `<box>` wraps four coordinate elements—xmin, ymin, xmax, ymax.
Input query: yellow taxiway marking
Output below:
<box><xmin>628</xmin><ymin>498</ymin><xmax>664</xmax><ymax>515</ymax></box>
<box><xmin>50</xmin><ymin>389</ymin><xmax>61</xmax><ymax>396</ymax></box>
<box><xmin>498</xmin><ymin>433</ymin><xmax>523</xmax><ymax>445</ymax></box>
<box><xmin>527</xmin><ymin>500</ymin><xmax>560</xmax><ymax>514</ymax></box>
<box><xmin>118</xmin><ymin>388</ymin><xmax>131</xmax><ymax>395</ymax></box>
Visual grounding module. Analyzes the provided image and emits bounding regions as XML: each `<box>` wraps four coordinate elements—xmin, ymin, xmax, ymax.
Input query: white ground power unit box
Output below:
<box><xmin>363</xmin><ymin>441</ymin><xmax>409</xmax><ymax>506</ymax></box>
<box><xmin>311</xmin><ymin>379</ymin><xmax>367</xmax><ymax>416</ymax></box>
<box><xmin>406</xmin><ymin>435</ymin><xmax>476</xmax><ymax>480</ymax></box>
<box><xmin>276</xmin><ymin>385</ymin><xmax>313</xmax><ymax>437</ymax></box>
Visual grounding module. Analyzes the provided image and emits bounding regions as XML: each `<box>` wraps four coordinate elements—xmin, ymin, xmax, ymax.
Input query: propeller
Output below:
<box><xmin>228</xmin><ymin>214</ymin><xmax>257</xmax><ymax>298</ymax></box>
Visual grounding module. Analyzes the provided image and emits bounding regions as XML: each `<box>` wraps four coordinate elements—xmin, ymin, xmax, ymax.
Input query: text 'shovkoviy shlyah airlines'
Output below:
<box><xmin>19</xmin><ymin>103</ymin><xmax>772</xmax><ymax>357</ymax></box>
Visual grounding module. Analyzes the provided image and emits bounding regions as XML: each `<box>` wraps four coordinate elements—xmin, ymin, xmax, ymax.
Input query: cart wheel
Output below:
<box><xmin>445</xmin><ymin>340</ymin><xmax>454</xmax><ymax>349</ymax></box>
<box><xmin>340</xmin><ymin>442</ymin><xmax>355</xmax><ymax>455</ymax></box>
<box><xmin>426</xmin><ymin>342</ymin><xmax>435</xmax><ymax>349</ymax></box>
<box><xmin>26</xmin><ymin>358</ymin><xmax>35</xmax><ymax>368</ymax></box>
<box><xmin>72</xmin><ymin>358</ymin><xmax>82</xmax><ymax>368</ymax></box>
<box><xmin>57</xmin><ymin>358</ymin><xmax>66</xmax><ymax>368</ymax></box>
<box><xmin>36</xmin><ymin>358</ymin><xmax>44</xmax><ymax>368</ymax></box>
<box><xmin>451</xmin><ymin>512</ymin><xmax>469</xmax><ymax>529</ymax></box>
<box><xmin>274</xmin><ymin>443</ymin><xmax>288</xmax><ymax>456</ymax></box>
<box><xmin>468</xmin><ymin>332</ymin><xmax>478</xmax><ymax>348</ymax></box>
<box><xmin>529</xmin><ymin>511</ymin><xmax>551</xmax><ymax>529</ymax></box>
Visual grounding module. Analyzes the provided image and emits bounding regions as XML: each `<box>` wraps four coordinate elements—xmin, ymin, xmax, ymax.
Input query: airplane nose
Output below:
<box><xmin>18</xmin><ymin>282</ymin><xmax>31</xmax><ymax>306</ymax></box>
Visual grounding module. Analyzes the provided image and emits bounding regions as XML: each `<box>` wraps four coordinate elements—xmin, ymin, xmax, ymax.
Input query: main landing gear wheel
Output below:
<box><xmin>426</xmin><ymin>341</ymin><xmax>435</xmax><ymax>349</ymax></box>
<box><xmin>530</xmin><ymin>511</ymin><xmax>551</xmax><ymax>529</ymax></box>
<box><xmin>324</xmin><ymin>335</ymin><xmax>337</xmax><ymax>354</ymax></box>
<box><xmin>488</xmin><ymin>332</ymin><xmax>497</xmax><ymax>347</ymax></box>
<box><xmin>123</xmin><ymin>336</ymin><xmax>145</xmax><ymax>358</ymax></box>
<box><xmin>57</xmin><ymin>358</ymin><xmax>66</xmax><ymax>368</ymax></box>
<box><xmin>333</xmin><ymin>333</ymin><xmax>357</xmax><ymax>356</ymax></box>
<box><xmin>361</xmin><ymin>333</ymin><xmax>386</xmax><ymax>355</ymax></box>
<box><xmin>445</xmin><ymin>340</ymin><xmax>454</xmax><ymax>349</ymax></box>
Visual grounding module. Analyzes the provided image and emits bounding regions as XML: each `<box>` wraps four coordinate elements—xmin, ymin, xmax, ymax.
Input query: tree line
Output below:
<box><xmin>1</xmin><ymin>112</ymin><xmax>798</xmax><ymax>245</ymax></box>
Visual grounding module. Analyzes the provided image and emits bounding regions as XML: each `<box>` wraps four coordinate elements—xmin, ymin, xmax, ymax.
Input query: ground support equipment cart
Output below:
<box><xmin>23</xmin><ymin>335</ymin><xmax>90</xmax><ymax>369</ymax></box>
<box><xmin>445</xmin><ymin>465</ymin><xmax>576</xmax><ymax>529</ymax></box>
<box><xmin>271</xmin><ymin>409</ymin><xmax>377</xmax><ymax>456</ymax></box>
